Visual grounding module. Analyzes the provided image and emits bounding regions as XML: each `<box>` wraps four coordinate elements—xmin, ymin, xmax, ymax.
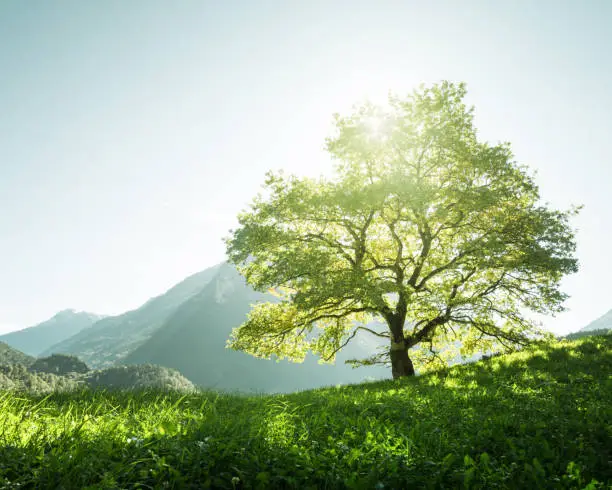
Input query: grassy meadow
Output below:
<box><xmin>0</xmin><ymin>334</ymin><xmax>610</xmax><ymax>489</ymax></box>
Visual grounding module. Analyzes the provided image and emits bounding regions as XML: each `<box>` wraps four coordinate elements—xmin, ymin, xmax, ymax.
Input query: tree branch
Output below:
<box><xmin>322</xmin><ymin>329</ymin><xmax>359</xmax><ymax>362</ymax></box>
<box><xmin>407</xmin><ymin>219</ymin><xmax>432</xmax><ymax>287</ymax></box>
<box><xmin>355</xmin><ymin>325</ymin><xmax>390</xmax><ymax>339</ymax></box>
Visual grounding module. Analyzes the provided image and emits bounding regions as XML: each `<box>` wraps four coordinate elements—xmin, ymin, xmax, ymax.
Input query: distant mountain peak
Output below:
<box><xmin>0</xmin><ymin>310</ymin><xmax>104</xmax><ymax>357</ymax></box>
<box><xmin>39</xmin><ymin>263</ymin><xmax>224</xmax><ymax>368</ymax></box>
<box><xmin>53</xmin><ymin>309</ymin><xmax>106</xmax><ymax>319</ymax></box>
<box><xmin>580</xmin><ymin>308</ymin><xmax>612</xmax><ymax>332</ymax></box>
<box><xmin>122</xmin><ymin>262</ymin><xmax>389</xmax><ymax>393</ymax></box>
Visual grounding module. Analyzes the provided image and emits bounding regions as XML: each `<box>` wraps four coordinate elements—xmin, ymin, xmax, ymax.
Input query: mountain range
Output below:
<box><xmin>122</xmin><ymin>263</ymin><xmax>388</xmax><ymax>392</ymax></box>
<box><xmin>3</xmin><ymin>262</ymin><xmax>386</xmax><ymax>392</ymax></box>
<box><xmin>0</xmin><ymin>310</ymin><xmax>104</xmax><ymax>356</ymax></box>
<box><xmin>40</xmin><ymin>264</ymin><xmax>222</xmax><ymax>367</ymax></box>
<box><xmin>2</xmin><ymin>261</ymin><xmax>607</xmax><ymax>393</ymax></box>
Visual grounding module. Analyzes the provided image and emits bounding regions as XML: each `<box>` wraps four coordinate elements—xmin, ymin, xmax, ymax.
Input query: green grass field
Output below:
<box><xmin>0</xmin><ymin>334</ymin><xmax>610</xmax><ymax>489</ymax></box>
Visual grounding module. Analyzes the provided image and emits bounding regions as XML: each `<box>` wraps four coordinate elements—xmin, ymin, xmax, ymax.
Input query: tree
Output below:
<box><xmin>30</xmin><ymin>354</ymin><xmax>89</xmax><ymax>375</ymax></box>
<box><xmin>225</xmin><ymin>81</ymin><xmax>579</xmax><ymax>378</ymax></box>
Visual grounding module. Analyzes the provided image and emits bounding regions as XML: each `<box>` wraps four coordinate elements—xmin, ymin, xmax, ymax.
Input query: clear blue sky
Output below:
<box><xmin>1</xmin><ymin>0</ymin><xmax>610</xmax><ymax>335</ymax></box>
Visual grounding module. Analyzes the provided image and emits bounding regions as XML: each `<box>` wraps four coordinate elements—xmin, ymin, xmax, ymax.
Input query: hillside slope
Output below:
<box><xmin>124</xmin><ymin>263</ymin><xmax>389</xmax><ymax>392</ymax></box>
<box><xmin>580</xmin><ymin>308</ymin><xmax>612</xmax><ymax>332</ymax></box>
<box><xmin>0</xmin><ymin>334</ymin><xmax>609</xmax><ymax>488</ymax></box>
<box><xmin>42</xmin><ymin>264</ymin><xmax>221</xmax><ymax>367</ymax></box>
<box><xmin>0</xmin><ymin>358</ymin><xmax>197</xmax><ymax>394</ymax></box>
<box><xmin>0</xmin><ymin>309</ymin><xmax>104</xmax><ymax>356</ymax></box>
<box><xmin>0</xmin><ymin>341</ymin><xmax>34</xmax><ymax>366</ymax></box>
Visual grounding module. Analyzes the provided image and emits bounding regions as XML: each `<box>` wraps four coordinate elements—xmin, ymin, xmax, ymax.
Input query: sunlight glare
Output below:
<box><xmin>363</xmin><ymin>113</ymin><xmax>388</xmax><ymax>141</ymax></box>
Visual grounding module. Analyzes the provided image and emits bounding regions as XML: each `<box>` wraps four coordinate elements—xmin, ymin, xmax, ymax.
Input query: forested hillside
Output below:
<box><xmin>0</xmin><ymin>343</ymin><xmax>195</xmax><ymax>394</ymax></box>
<box><xmin>0</xmin><ymin>341</ymin><xmax>35</xmax><ymax>366</ymax></box>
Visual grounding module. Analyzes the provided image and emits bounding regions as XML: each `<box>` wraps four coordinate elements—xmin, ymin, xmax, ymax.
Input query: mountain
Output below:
<box><xmin>580</xmin><ymin>308</ymin><xmax>612</xmax><ymax>332</ymax></box>
<box><xmin>123</xmin><ymin>263</ymin><xmax>389</xmax><ymax>393</ymax></box>
<box><xmin>0</xmin><ymin>310</ymin><xmax>104</xmax><ymax>357</ymax></box>
<box><xmin>42</xmin><ymin>265</ymin><xmax>222</xmax><ymax>368</ymax></box>
<box><xmin>0</xmin><ymin>341</ymin><xmax>35</xmax><ymax>366</ymax></box>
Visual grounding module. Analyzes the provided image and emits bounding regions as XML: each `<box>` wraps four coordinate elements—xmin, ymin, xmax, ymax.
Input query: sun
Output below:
<box><xmin>365</xmin><ymin>115</ymin><xmax>383</xmax><ymax>134</ymax></box>
<box><xmin>363</xmin><ymin>112</ymin><xmax>389</xmax><ymax>141</ymax></box>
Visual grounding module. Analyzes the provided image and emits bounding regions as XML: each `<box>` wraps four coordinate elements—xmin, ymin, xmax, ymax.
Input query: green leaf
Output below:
<box><xmin>226</xmin><ymin>81</ymin><xmax>580</xmax><ymax>378</ymax></box>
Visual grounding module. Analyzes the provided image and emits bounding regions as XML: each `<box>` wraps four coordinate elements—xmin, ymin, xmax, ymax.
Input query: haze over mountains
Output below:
<box><xmin>1</xmin><ymin>262</ymin><xmax>387</xmax><ymax>392</ymax></box>
<box><xmin>579</xmin><ymin>308</ymin><xmax>612</xmax><ymax>332</ymax></box>
<box><xmin>0</xmin><ymin>310</ymin><xmax>104</xmax><ymax>356</ymax></box>
<box><xmin>123</xmin><ymin>263</ymin><xmax>388</xmax><ymax>392</ymax></box>
<box><xmin>1</xmin><ymin>262</ymin><xmax>608</xmax><ymax>393</ymax></box>
<box><xmin>40</xmin><ymin>264</ymin><xmax>223</xmax><ymax>368</ymax></box>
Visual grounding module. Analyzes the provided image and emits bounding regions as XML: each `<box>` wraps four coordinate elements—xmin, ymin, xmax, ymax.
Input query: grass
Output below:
<box><xmin>0</xmin><ymin>334</ymin><xmax>610</xmax><ymax>489</ymax></box>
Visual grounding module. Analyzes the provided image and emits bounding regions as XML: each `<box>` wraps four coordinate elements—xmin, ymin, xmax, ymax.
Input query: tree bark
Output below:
<box><xmin>390</xmin><ymin>340</ymin><xmax>415</xmax><ymax>378</ymax></box>
<box><xmin>386</xmin><ymin>305</ymin><xmax>415</xmax><ymax>378</ymax></box>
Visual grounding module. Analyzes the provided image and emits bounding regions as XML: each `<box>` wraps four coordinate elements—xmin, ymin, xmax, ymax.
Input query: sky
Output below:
<box><xmin>0</xmin><ymin>0</ymin><xmax>610</xmax><ymax>335</ymax></box>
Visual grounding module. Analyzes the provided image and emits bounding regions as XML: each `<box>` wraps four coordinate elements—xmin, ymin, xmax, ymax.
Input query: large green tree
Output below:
<box><xmin>225</xmin><ymin>82</ymin><xmax>579</xmax><ymax>378</ymax></box>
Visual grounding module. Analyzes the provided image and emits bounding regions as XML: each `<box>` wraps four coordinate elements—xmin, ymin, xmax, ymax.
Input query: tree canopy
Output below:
<box><xmin>30</xmin><ymin>354</ymin><xmax>90</xmax><ymax>375</ymax></box>
<box><xmin>225</xmin><ymin>81</ymin><xmax>579</xmax><ymax>378</ymax></box>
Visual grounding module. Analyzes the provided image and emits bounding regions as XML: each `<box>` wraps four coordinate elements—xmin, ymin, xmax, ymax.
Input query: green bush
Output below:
<box><xmin>30</xmin><ymin>354</ymin><xmax>90</xmax><ymax>375</ymax></box>
<box><xmin>0</xmin><ymin>363</ymin><xmax>83</xmax><ymax>394</ymax></box>
<box><xmin>85</xmin><ymin>364</ymin><xmax>195</xmax><ymax>392</ymax></box>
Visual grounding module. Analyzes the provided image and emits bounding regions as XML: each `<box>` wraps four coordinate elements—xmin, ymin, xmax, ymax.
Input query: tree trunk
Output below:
<box><xmin>386</xmin><ymin>309</ymin><xmax>415</xmax><ymax>379</ymax></box>
<box><xmin>390</xmin><ymin>341</ymin><xmax>415</xmax><ymax>378</ymax></box>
